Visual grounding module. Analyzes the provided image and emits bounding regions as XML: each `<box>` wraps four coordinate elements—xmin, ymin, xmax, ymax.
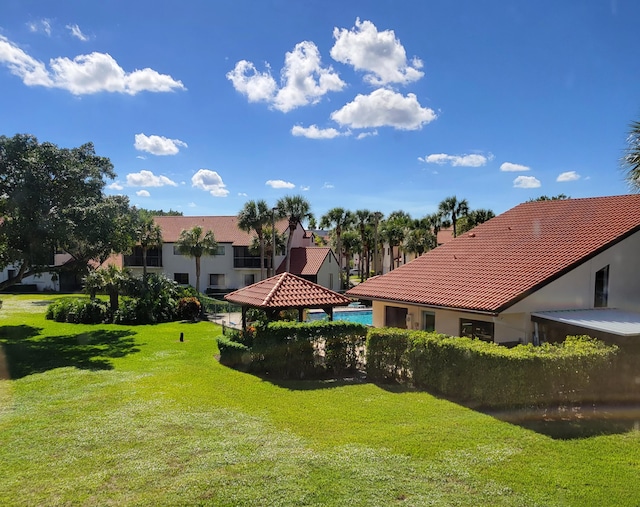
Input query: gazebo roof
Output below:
<box><xmin>224</xmin><ymin>272</ymin><xmax>351</xmax><ymax>309</ymax></box>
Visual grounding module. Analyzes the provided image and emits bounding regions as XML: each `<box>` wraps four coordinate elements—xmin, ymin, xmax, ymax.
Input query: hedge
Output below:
<box><xmin>216</xmin><ymin>336</ymin><xmax>251</xmax><ymax>369</ymax></box>
<box><xmin>367</xmin><ymin>328</ymin><xmax>619</xmax><ymax>408</ymax></box>
<box><xmin>225</xmin><ymin>320</ymin><xmax>368</xmax><ymax>379</ymax></box>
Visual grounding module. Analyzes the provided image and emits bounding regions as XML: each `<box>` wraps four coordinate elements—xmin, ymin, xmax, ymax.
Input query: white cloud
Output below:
<box><xmin>299</xmin><ymin>185</ymin><xmax>310</xmax><ymax>191</ymax></box>
<box><xmin>513</xmin><ymin>175</ymin><xmax>541</xmax><ymax>189</ymax></box>
<box><xmin>238</xmin><ymin>192</ymin><xmax>248</xmax><ymax>197</ymax></box>
<box><xmin>291</xmin><ymin>124</ymin><xmax>344</xmax><ymax>139</ymax></box>
<box><xmin>188</xmin><ymin>202</ymin><xmax>197</xmax><ymax>208</ymax></box>
<box><xmin>331</xmin><ymin>88</ymin><xmax>435</xmax><ymax>130</ymax></box>
<box><xmin>331</xmin><ymin>18</ymin><xmax>423</xmax><ymax>86</ymax></box>
<box><xmin>322</xmin><ymin>182</ymin><xmax>335</xmax><ymax>189</ymax></box>
<box><xmin>227</xmin><ymin>41</ymin><xmax>345</xmax><ymax>112</ymax></box>
<box><xmin>0</xmin><ymin>35</ymin><xmax>185</xmax><ymax>95</ymax></box>
<box><xmin>556</xmin><ymin>171</ymin><xmax>581</xmax><ymax>182</ymax></box>
<box><xmin>126</xmin><ymin>170</ymin><xmax>178</xmax><ymax>187</ymax></box>
<box><xmin>226</xmin><ymin>60</ymin><xmax>277</xmax><ymax>103</ymax></box>
<box><xmin>136</xmin><ymin>190</ymin><xmax>151</xmax><ymax>197</ymax></box>
<box><xmin>421</xmin><ymin>153</ymin><xmax>491</xmax><ymax>167</ymax></box>
<box><xmin>28</xmin><ymin>19</ymin><xmax>52</xmax><ymax>36</ymax></box>
<box><xmin>500</xmin><ymin>162</ymin><xmax>530</xmax><ymax>172</ymax></box>
<box><xmin>266</xmin><ymin>179</ymin><xmax>295</xmax><ymax>189</ymax></box>
<box><xmin>107</xmin><ymin>181</ymin><xmax>124</xmax><ymax>190</ymax></box>
<box><xmin>134</xmin><ymin>133</ymin><xmax>187</xmax><ymax>155</ymax></box>
<box><xmin>192</xmin><ymin>169</ymin><xmax>229</xmax><ymax>197</ymax></box>
<box><xmin>66</xmin><ymin>24</ymin><xmax>89</xmax><ymax>41</ymax></box>
<box><xmin>357</xmin><ymin>130</ymin><xmax>378</xmax><ymax>140</ymax></box>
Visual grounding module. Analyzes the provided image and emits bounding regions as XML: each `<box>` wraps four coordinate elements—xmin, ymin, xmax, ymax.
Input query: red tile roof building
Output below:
<box><xmin>347</xmin><ymin>195</ymin><xmax>640</xmax><ymax>344</ymax></box>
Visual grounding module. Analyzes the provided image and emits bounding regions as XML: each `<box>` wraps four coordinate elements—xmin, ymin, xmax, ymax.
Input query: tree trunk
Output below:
<box><xmin>195</xmin><ymin>256</ymin><xmax>201</xmax><ymax>293</ymax></box>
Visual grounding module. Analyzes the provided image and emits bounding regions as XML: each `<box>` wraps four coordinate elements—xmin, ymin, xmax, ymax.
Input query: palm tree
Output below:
<box><xmin>176</xmin><ymin>226</ymin><xmax>218</xmax><ymax>293</ymax></box>
<box><xmin>84</xmin><ymin>264</ymin><xmax>129</xmax><ymax>314</ymax></box>
<box><xmin>237</xmin><ymin>199</ymin><xmax>270</xmax><ymax>281</ymax></box>
<box><xmin>456</xmin><ymin>208</ymin><xmax>495</xmax><ymax>235</ymax></box>
<box><xmin>251</xmin><ymin>224</ymin><xmax>286</xmax><ymax>276</ymax></box>
<box><xmin>275</xmin><ymin>195</ymin><xmax>312</xmax><ymax>273</ymax></box>
<box><xmin>354</xmin><ymin>209</ymin><xmax>371</xmax><ymax>279</ymax></box>
<box><xmin>438</xmin><ymin>196</ymin><xmax>469</xmax><ymax>238</ymax></box>
<box><xmin>381</xmin><ymin>212</ymin><xmax>410</xmax><ymax>272</ymax></box>
<box><xmin>370</xmin><ymin>211</ymin><xmax>384</xmax><ymax>275</ymax></box>
<box><xmin>134</xmin><ymin>212</ymin><xmax>163</xmax><ymax>279</ymax></box>
<box><xmin>404</xmin><ymin>225</ymin><xmax>436</xmax><ymax>258</ymax></box>
<box><xmin>622</xmin><ymin>120</ymin><xmax>640</xmax><ymax>192</ymax></box>
<box><xmin>319</xmin><ymin>207</ymin><xmax>354</xmax><ymax>289</ymax></box>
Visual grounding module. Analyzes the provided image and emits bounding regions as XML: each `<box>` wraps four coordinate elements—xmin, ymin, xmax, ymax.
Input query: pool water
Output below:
<box><xmin>307</xmin><ymin>309</ymin><xmax>372</xmax><ymax>326</ymax></box>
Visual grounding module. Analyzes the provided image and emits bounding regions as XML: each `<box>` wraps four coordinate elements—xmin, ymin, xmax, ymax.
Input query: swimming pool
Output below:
<box><xmin>307</xmin><ymin>308</ymin><xmax>372</xmax><ymax>326</ymax></box>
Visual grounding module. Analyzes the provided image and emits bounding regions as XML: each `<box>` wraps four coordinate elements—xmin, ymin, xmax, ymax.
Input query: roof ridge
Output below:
<box><xmin>264</xmin><ymin>272</ymin><xmax>288</xmax><ymax>305</ymax></box>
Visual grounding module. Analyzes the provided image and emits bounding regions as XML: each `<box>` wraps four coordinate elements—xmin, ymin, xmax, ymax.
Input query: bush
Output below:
<box><xmin>217</xmin><ymin>335</ymin><xmax>251</xmax><ymax>368</ymax></box>
<box><xmin>367</xmin><ymin>329</ymin><xmax>619</xmax><ymax>408</ymax></box>
<box><xmin>45</xmin><ymin>299</ymin><xmax>109</xmax><ymax>324</ymax></box>
<box><xmin>177</xmin><ymin>297</ymin><xmax>201</xmax><ymax>321</ymax></box>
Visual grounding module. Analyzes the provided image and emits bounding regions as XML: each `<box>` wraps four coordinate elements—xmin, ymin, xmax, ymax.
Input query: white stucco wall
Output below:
<box><xmin>316</xmin><ymin>253</ymin><xmax>341</xmax><ymax>291</ymax></box>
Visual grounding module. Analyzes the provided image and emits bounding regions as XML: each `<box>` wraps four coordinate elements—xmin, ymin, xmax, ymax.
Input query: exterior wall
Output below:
<box><xmin>316</xmin><ymin>253</ymin><xmax>341</xmax><ymax>291</ymax></box>
<box><xmin>0</xmin><ymin>265</ymin><xmax>58</xmax><ymax>292</ymax></box>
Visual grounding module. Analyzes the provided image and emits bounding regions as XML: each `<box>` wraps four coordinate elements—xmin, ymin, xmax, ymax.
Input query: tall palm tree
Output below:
<box><xmin>237</xmin><ymin>199</ymin><xmax>270</xmax><ymax>281</ymax></box>
<box><xmin>354</xmin><ymin>209</ymin><xmax>371</xmax><ymax>280</ymax></box>
<box><xmin>456</xmin><ymin>208</ymin><xmax>495</xmax><ymax>235</ymax></box>
<box><xmin>370</xmin><ymin>211</ymin><xmax>384</xmax><ymax>275</ymax></box>
<box><xmin>176</xmin><ymin>225</ymin><xmax>218</xmax><ymax>293</ymax></box>
<box><xmin>319</xmin><ymin>207</ymin><xmax>354</xmax><ymax>289</ymax></box>
<box><xmin>623</xmin><ymin>119</ymin><xmax>640</xmax><ymax>192</ymax></box>
<box><xmin>340</xmin><ymin>230</ymin><xmax>360</xmax><ymax>286</ymax></box>
<box><xmin>275</xmin><ymin>195</ymin><xmax>312</xmax><ymax>273</ymax></box>
<box><xmin>250</xmin><ymin>224</ymin><xmax>286</xmax><ymax>276</ymax></box>
<box><xmin>381</xmin><ymin>212</ymin><xmax>410</xmax><ymax>272</ymax></box>
<box><xmin>134</xmin><ymin>212</ymin><xmax>163</xmax><ymax>279</ymax></box>
<box><xmin>438</xmin><ymin>196</ymin><xmax>469</xmax><ymax>238</ymax></box>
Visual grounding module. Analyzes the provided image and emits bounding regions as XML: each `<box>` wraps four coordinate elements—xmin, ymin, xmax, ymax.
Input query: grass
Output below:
<box><xmin>0</xmin><ymin>294</ymin><xmax>639</xmax><ymax>506</ymax></box>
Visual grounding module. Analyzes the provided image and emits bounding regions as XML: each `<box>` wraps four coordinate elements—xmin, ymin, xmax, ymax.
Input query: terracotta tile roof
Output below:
<box><xmin>276</xmin><ymin>247</ymin><xmax>334</xmax><ymax>276</ymax></box>
<box><xmin>225</xmin><ymin>272</ymin><xmax>351</xmax><ymax>308</ymax></box>
<box><xmin>347</xmin><ymin>195</ymin><xmax>640</xmax><ymax>313</ymax></box>
<box><xmin>153</xmin><ymin>216</ymin><xmax>288</xmax><ymax>246</ymax></box>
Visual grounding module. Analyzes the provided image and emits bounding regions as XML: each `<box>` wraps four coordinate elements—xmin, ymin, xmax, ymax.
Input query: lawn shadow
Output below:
<box><xmin>0</xmin><ymin>325</ymin><xmax>139</xmax><ymax>379</ymax></box>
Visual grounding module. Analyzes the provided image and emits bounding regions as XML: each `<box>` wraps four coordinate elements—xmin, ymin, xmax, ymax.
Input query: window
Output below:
<box><xmin>174</xmin><ymin>273</ymin><xmax>189</xmax><ymax>285</ymax></box>
<box><xmin>422</xmin><ymin>311</ymin><xmax>435</xmax><ymax>332</ymax></box>
<box><xmin>124</xmin><ymin>246</ymin><xmax>162</xmax><ymax>267</ymax></box>
<box><xmin>460</xmin><ymin>318</ymin><xmax>494</xmax><ymax>342</ymax></box>
<box><xmin>233</xmin><ymin>246</ymin><xmax>261</xmax><ymax>268</ymax></box>
<box><xmin>214</xmin><ymin>245</ymin><xmax>225</xmax><ymax>256</ymax></box>
<box><xmin>244</xmin><ymin>274</ymin><xmax>255</xmax><ymax>286</ymax></box>
<box><xmin>385</xmin><ymin>305</ymin><xmax>408</xmax><ymax>329</ymax></box>
<box><xmin>209</xmin><ymin>274</ymin><xmax>225</xmax><ymax>287</ymax></box>
<box><xmin>594</xmin><ymin>265</ymin><xmax>609</xmax><ymax>308</ymax></box>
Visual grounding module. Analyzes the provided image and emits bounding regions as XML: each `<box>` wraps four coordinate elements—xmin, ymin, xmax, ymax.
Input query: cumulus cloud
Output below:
<box><xmin>192</xmin><ymin>169</ymin><xmax>229</xmax><ymax>197</ymax></box>
<box><xmin>331</xmin><ymin>88</ymin><xmax>435</xmax><ymax>130</ymax></box>
<box><xmin>299</xmin><ymin>185</ymin><xmax>310</xmax><ymax>191</ymax></box>
<box><xmin>0</xmin><ymin>35</ymin><xmax>185</xmax><ymax>95</ymax></box>
<box><xmin>107</xmin><ymin>181</ymin><xmax>124</xmax><ymax>191</ymax></box>
<box><xmin>513</xmin><ymin>176</ymin><xmax>541</xmax><ymax>189</ymax></box>
<box><xmin>227</xmin><ymin>41</ymin><xmax>345</xmax><ymax>112</ymax></box>
<box><xmin>136</xmin><ymin>190</ymin><xmax>150</xmax><ymax>197</ymax></box>
<box><xmin>126</xmin><ymin>170</ymin><xmax>178</xmax><ymax>187</ymax></box>
<box><xmin>357</xmin><ymin>130</ymin><xmax>378</xmax><ymax>140</ymax></box>
<box><xmin>420</xmin><ymin>153</ymin><xmax>491</xmax><ymax>167</ymax></box>
<box><xmin>556</xmin><ymin>171</ymin><xmax>581</xmax><ymax>182</ymax></box>
<box><xmin>500</xmin><ymin>162</ymin><xmax>530</xmax><ymax>172</ymax></box>
<box><xmin>266</xmin><ymin>180</ymin><xmax>295</xmax><ymax>189</ymax></box>
<box><xmin>331</xmin><ymin>18</ymin><xmax>423</xmax><ymax>86</ymax></box>
<box><xmin>66</xmin><ymin>24</ymin><xmax>89</xmax><ymax>41</ymax></box>
<box><xmin>322</xmin><ymin>182</ymin><xmax>335</xmax><ymax>189</ymax></box>
<box><xmin>134</xmin><ymin>133</ymin><xmax>187</xmax><ymax>155</ymax></box>
<box><xmin>291</xmin><ymin>124</ymin><xmax>345</xmax><ymax>139</ymax></box>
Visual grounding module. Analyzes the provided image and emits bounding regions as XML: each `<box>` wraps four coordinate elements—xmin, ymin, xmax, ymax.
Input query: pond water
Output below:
<box><xmin>307</xmin><ymin>308</ymin><xmax>372</xmax><ymax>326</ymax></box>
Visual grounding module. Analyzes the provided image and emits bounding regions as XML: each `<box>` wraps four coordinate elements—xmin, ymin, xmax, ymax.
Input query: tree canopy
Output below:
<box><xmin>0</xmin><ymin>133</ymin><xmax>133</xmax><ymax>290</ymax></box>
<box><xmin>622</xmin><ymin>120</ymin><xmax>640</xmax><ymax>192</ymax></box>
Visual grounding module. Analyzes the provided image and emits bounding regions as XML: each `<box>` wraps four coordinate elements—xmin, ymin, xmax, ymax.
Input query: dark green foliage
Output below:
<box><xmin>216</xmin><ymin>335</ymin><xmax>251</xmax><ymax>368</ymax></box>
<box><xmin>45</xmin><ymin>298</ymin><xmax>109</xmax><ymax>324</ymax></box>
<box><xmin>177</xmin><ymin>297</ymin><xmax>201</xmax><ymax>321</ymax></box>
<box><xmin>367</xmin><ymin>329</ymin><xmax>619</xmax><ymax>408</ymax></box>
<box><xmin>250</xmin><ymin>321</ymin><xmax>367</xmax><ymax>379</ymax></box>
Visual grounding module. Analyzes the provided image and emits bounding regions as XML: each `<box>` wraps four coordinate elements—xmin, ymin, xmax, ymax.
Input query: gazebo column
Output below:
<box><xmin>298</xmin><ymin>307</ymin><xmax>304</xmax><ymax>322</ymax></box>
<box><xmin>322</xmin><ymin>306</ymin><xmax>334</xmax><ymax>321</ymax></box>
<box><xmin>241</xmin><ymin>306</ymin><xmax>247</xmax><ymax>331</ymax></box>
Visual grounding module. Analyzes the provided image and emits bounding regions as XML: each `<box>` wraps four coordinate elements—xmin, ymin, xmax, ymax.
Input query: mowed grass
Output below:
<box><xmin>0</xmin><ymin>295</ymin><xmax>639</xmax><ymax>506</ymax></box>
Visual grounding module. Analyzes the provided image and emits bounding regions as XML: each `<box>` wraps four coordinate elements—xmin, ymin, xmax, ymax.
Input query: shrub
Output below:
<box><xmin>367</xmin><ymin>328</ymin><xmax>619</xmax><ymax>408</ymax></box>
<box><xmin>177</xmin><ymin>297</ymin><xmax>201</xmax><ymax>321</ymax></box>
<box><xmin>45</xmin><ymin>299</ymin><xmax>109</xmax><ymax>324</ymax></box>
<box><xmin>217</xmin><ymin>335</ymin><xmax>251</xmax><ymax>368</ymax></box>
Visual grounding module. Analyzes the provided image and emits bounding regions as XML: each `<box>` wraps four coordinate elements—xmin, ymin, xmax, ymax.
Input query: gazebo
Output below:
<box><xmin>224</xmin><ymin>272</ymin><xmax>352</xmax><ymax>330</ymax></box>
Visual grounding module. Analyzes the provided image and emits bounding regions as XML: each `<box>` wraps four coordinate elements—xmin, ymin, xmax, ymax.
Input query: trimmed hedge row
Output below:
<box><xmin>367</xmin><ymin>328</ymin><xmax>619</xmax><ymax>408</ymax></box>
<box><xmin>218</xmin><ymin>320</ymin><xmax>368</xmax><ymax>379</ymax></box>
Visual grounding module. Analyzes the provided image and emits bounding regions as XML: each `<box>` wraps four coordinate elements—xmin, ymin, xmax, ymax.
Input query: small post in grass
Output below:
<box><xmin>180</xmin><ymin>332</ymin><xmax>184</xmax><ymax>342</ymax></box>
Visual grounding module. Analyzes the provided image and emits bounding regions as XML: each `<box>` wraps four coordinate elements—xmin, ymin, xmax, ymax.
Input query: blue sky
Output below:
<box><xmin>1</xmin><ymin>0</ymin><xmax>638</xmax><ymax>220</ymax></box>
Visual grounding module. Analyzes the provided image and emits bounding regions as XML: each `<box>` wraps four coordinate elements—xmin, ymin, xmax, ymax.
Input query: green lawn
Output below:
<box><xmin>0</xmin><ymin>294</ymin><xmax>638</xmax><ymax>506</ymax></box>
